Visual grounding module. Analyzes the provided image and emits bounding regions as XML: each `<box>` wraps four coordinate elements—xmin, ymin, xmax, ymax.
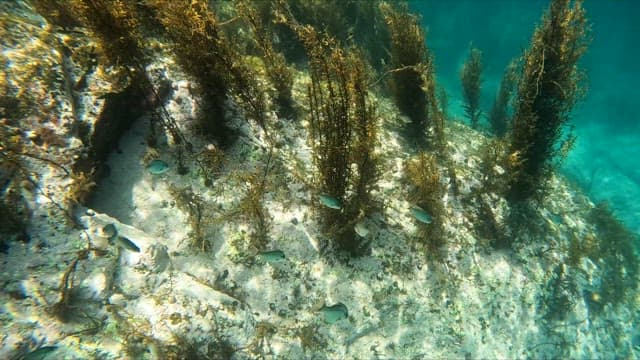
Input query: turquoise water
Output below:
<box><xmin>411</xmin><ymin>0</ymin><xmax>640</xmax><ymax>234</ymax></box>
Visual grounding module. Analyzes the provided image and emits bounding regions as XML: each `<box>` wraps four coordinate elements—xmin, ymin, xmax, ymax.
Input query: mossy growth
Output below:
<box><xmin>507</xmin><ymin>0</ymin><xmax>589</xmax><ymax>202</ymax></box>
<box><xmin>149</xmin><ymin>0</ymin><xmax>267</xmax><ymax>146</ymax></box>
<box><xmin>288</xmin><ymin>21</ymin><xmax>380</xmax><ymax>255</ymax></box>
<box><xmin>404</xmin><ymin>152</ymin><xmax>446</xmax><ymax>256</ymax></box>
<box><xmin>488</xmin><ymin>59</ymin><xmax>518</xmax><ymax>137</ymax></box>
<box><xmin>194</xmin><ymin>144</ymin><xmax>225</xmax><ymax>188</ymax></box>
<box><xmin>0</xmin><ymin>118</ymin><xmax>76</xmax><ymax>243</ymax></box>
<box><xmin>380</xmin><ymin>2</ymin><xmax>442</xmax><ymax>150</ymax></box>
<box><xmin>460</xmin><ymin>47</ymin><xmax>483</xmax><ymax>129</ymax></box>
<box><xmin>566</xmin><ymin>231</ymin><xmax>598</xmax><ymax>268</ymax></box>
<box><xmin>478</xmin><ymin>139</ymin><xmax>511</xmax><ymax>196</ymax></box>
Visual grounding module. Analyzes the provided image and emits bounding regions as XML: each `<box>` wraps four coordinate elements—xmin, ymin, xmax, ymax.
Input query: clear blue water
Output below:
<box><xmin>410</xmin><ymin>0</ymin><xmax>640</xmax><ymax>234</ymax></box>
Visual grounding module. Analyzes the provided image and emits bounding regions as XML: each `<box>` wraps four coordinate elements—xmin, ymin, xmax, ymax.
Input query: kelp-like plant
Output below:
<box><xmin>460</xmin><ymin>47</ymin><xmax>483</xmax><ymax>129</ymax></box>
<box><xmin>147</xmin><ymin>0</ymin><xmax>232</xmax><ymax>144</ymax></box>
<box><xmin>507</xmin><ymin>0</ymin><xmax>589</xmax><ymax>201</ymax></box>
<box><xmin>287</xmin><ymin>19</ymin><xmax>379</xmax><ymax>255</ymax></box>
<box><xmin>380</xmin><ymin>2</ymin><xmax>441</xmax><ymax>150</ymax></box>
<box><xmin>149</xmin><ymin>0</ymin><xmax>268</xmax><ymax>146</ymax></box>
<box><xmin>284</xmin><ymin>0</ymin><xmax>390</xmax><ymax>71</ymax></box>
<box><xmin>488</xmin><ymin>59</ymin><xmax>518</xmax><ymax>137</ymax></box>
<box><xmin>69</xmin><ymin>0</ymin><xmax>146</xmax><ymax>71</ymax></box>
<box><xmin>404</xmin><ymin>152</ymin><xmax>446</xmax><ymax>257</ymax></box>
<box><xmin>585</xmin><ymin>202</ymin><xmax>639</xmax><ymax>313</ymax></box>
<box><xmin>237</xmin><ymin>0</ymin><xmax>294</xmax><ymax>119</ymax></box>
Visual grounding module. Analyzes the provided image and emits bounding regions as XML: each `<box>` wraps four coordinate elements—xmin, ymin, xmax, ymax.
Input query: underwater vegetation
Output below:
<box><xmin>404</xmin><ymin>152</ymin><xmax>446</xmax><ymax>255</ymax></box>
<box><xmin>2</xmin><ymin>0</ymin><xmax>640</xmax><ymax>357</ymax></box>
<box><xmin>235</xmin><ymin>161</ymin><xmax>273</xmax><ymax>252</ymax></box>
<box><xmin>168</xmin><ymin>184</ymin><xmax>209</xmax><ymax>252</ymax></box>
<box><xmin>460</xmin><ymin>47</ymin><xmax>483</xmax><ymax>130</ymax></box>
<box><xmin>488</xmin><ymin>60</ymin><xmax>518</xmax><ymax>137</ymax></box>
<box><xmin>586</xmin><ymin>202</ymin><xmax>639</xmax><ymax>313</ymax></box>
<box><xmin>237</xmin><ymin>0</ymin><xmax>295</xmax><ymax>119</ymax></box>
<box><xmin>539</xmin><ymin>263</ymin><xmax>578</xmax><ymax>321</ymax></box>
<box><xmin>507</xmin><ymin>0</ymin><xmax>589</xmax><ymax>202</ymax></box>
<box><xmin>380</xmin><ymin>2</ymin><xmax>443</xmax><ymax>150</ymax></box>
<box><xmin>66</xmin><ymin>0</ymin><xmax>146</xmax><ymax>70</ymax></box>
<box><xmin>281</xmin><ymin>10</ymin><xmax>380</xmax><ymax>255</ymax></box>
<box><xmin>147</xmin><ymin>0</ymin><xmax>243</xmax><ymax>145</ymax></box>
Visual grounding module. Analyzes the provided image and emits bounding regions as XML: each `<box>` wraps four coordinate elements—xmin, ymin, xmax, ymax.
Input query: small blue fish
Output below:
<box><xmin>258</xmin><ymin>250</ymin><xmax>285</xmax><ymax>263</ymax></box>
<box><xmin>550</xmin><ymin>213</ymin><xmax>563</xmax><ymax>224</ymax></box>
<box><xmin>319</xmin><ymin>194</ymin><xmax>341</xmax><ymax>210</ymax></box>
<box><xmin>320</xmin><ymin>302</ymin><xmax>348</xmax><ymax>324</ymax></box>
<box><xmin>24</xmin><ymin>346</ymin><xmax>58</xmax><ymax>360</ymax></box>
<box><xmin>410</xmin><ymin>206</ymin><xmax>432</xmax><ymax>224</ymax></box>
<box><xmin>354</xmin><ymin>221</ymin><xmax>369</xmax><ymax>237</ymax></box>
<box><xmin>146</xmin><ymin>159</ymin><xmax>169</xmax><ymax>175</ymax></box>
<box><xmin>115</xmin><ymin>235</ymin><xmax>140</xmax><ymax>252</ymax></box>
